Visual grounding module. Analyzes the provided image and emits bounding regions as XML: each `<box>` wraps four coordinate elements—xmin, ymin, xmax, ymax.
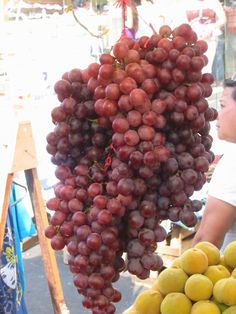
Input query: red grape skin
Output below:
<box><xmin>113</xmin><ymin>42</ymin><xmax>129</xmax><ymax>60</ymax></box>
<box><xmin>50</xmin><ymin>235</ymin><xmax>65</xmax><ymax>250</ymax></box>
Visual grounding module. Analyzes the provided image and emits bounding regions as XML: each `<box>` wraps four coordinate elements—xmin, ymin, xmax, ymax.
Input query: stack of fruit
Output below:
<box><xmin>123</xmin><ymin>241</ymin><xmax>236</xmax><ymax>314</ymax></box>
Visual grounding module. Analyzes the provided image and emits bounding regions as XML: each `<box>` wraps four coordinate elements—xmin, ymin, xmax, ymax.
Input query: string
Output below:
<box><xmin>115</xmin><ymin>0</ymin><xmax>129</xmax><ymax>37</ymax></box>
<box><xmin>66</xmin><ymin>0</ymin><xmax>109</xmax><ymax>38</ymax></box>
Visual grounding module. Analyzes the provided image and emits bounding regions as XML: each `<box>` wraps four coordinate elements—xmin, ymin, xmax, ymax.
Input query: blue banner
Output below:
<box><xmin>0</xmin><ymin>182</ymin><xmax>37</xmax><ymax>314</ymax></box>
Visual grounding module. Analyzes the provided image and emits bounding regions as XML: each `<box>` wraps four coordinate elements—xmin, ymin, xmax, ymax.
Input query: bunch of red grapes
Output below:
<box><xmin>45</xmin><ymin>23</ymin><xmax>217</xmax><ymax>313</ymax></box>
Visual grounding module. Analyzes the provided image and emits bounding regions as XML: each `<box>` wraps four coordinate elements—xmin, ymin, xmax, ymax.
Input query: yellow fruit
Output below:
<box><xmin>204</xmin><ymin>264</ymin><xmax>231</xmax><ymax>285</ymax></box>
<box><xmin>219</xmin><ymin>255</ymin><xmax>233</xmax><ymax>272</ymax></box>
<box><xmin>194</xmin><ymin>241</ymin><xmax>220</xmax><ymax>265</ymax></box>
<box><xmin>231</xmin><ymin>268</ymin><xmax>236</xmax><ymax>278</ymax></box>
<box><xmin>134</xmin><ymin>289</ymin><xmax>163</xmax><ymax>314</ymax></box>
<box><xmin>180</xmin><ymin>248</ymin><xmax>208</xmax><ymax>275</ymax></box>
<box><xmin>184</xmin><ymin>274</ymin><xmax>213</xmax><ymax>301</ymax></box>
<box><xmin>222</xmin><ymin>305</ymin><xmax>236</xmax><ymax>314</ymax></box>
<box><xmin>211</xmin><ymin>297</ymin><xmax>229</xmax><ymax>312</ymax></box>
<box><xmin>191</xmin><ymin>300</ymin><xmax>221</xmax><ymax>314</ymax></box>
<box><xmin>151</xmin><ymin>279</ymin><xmax>161</xmax><ymax>292</ymax></box>
<box><xmin>213</xmin><ymin>278</ymin><xmax>226</xmax><ymax>302</ymax></box>
<box><xmin>157</xmin><ymin>267</ymin><xmax>188</xmax><ymax>295</ymax></box>
<box><xmin>224</xmin><ymin>241</ymin><xmax>236</xmax><ymax>269</ymax></box>
<box><xmin>213</xmin><ymin>277</ymin><xmax>236</xmax><ymax>306</ymax></box>
<box><xmin>171</xmin><ymin>257</ymin><xmax>182</xmax><ymax>268</ymax></box>
<box><xmin>160</xmin><ymin>292</ymin><xmax>192</xmax><ymax>314</ymax></box>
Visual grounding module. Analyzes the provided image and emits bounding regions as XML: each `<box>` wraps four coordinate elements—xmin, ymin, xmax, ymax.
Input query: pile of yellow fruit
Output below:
<box><xmin>122</xmin><ymin>241</ymin><xmax>236</xmax><ymax>314</ymax></box>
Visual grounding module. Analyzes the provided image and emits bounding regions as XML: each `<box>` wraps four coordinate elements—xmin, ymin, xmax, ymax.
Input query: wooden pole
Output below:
<box><xmin>0</xmin><ymin>173</ymin><xmax>14</xmax><ymax>252</ymax></box>
<box><xmin>25</xmin><ymin>168</ymin><xmax>69</xmax><ymax>314</ymax></box>
<box><xmin>0</xmin><ymin>0</ymin><xmax>9</xmax><ymax>22</ymax></box>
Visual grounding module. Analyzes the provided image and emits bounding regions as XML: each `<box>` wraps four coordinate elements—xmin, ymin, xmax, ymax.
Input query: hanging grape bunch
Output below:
<box><xmin>45</xmin><ymin>23</ymin><xmax>217</xmax><ymax>314</ymax></box>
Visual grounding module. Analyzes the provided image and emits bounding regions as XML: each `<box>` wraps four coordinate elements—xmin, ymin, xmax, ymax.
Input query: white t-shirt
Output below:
<box><xmin>208</xmin><ymin>142</ymin><xmax>236</xmax><ymax>252</ymax></box>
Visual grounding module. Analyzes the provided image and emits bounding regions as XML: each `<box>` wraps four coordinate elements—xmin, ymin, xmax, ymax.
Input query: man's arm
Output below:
<box><xmin>192</xmin><ymin>196</ymin><xmax>236</xmax><ymax>249</ymax></box>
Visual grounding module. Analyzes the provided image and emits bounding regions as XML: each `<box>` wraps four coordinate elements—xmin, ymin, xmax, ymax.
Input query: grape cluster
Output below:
<box><xmin>45</xmin><ymin>23</ymin><xmax>217</xmax><ymax>313</ymax></box>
